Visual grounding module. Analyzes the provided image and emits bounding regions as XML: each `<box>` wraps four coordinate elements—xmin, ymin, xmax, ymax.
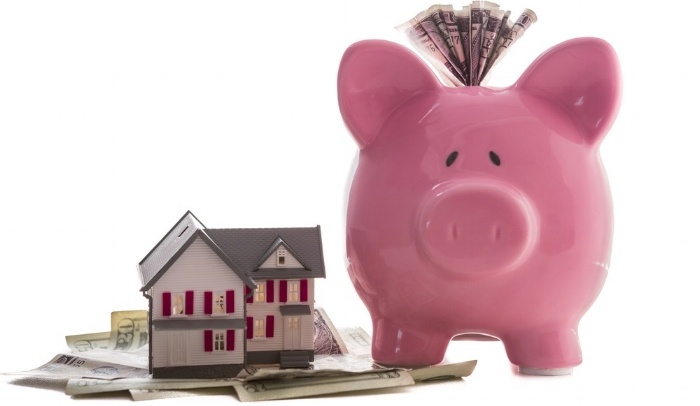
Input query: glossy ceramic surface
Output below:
<box><xmin>337</xmin><ymin>38</ymin><xmax>621</xmax><ymax>372</ymax></box>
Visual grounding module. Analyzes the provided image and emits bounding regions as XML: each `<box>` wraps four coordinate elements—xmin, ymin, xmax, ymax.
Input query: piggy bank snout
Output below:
<box><xmin>418</xmin><ymin>181</ymin><xmax>538</xmax><ymax>276</ymax></box>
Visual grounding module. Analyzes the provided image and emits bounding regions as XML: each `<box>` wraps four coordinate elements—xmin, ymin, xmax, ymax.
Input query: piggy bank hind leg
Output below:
<box><xmin>500</xmin><ymin>326</ymin><xmax>583</xmax><ymax>375</ymax></box>
<box><xmin>371</xmin><ymin>317</ymin><xmax>452</xmax><ymax>367</ymax></box>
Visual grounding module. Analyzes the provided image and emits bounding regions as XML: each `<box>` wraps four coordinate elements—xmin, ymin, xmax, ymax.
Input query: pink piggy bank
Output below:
<box><xmin>337</xmin><ymin>38</ymin><xmax>621</xmax><ymax>374</ymax></box>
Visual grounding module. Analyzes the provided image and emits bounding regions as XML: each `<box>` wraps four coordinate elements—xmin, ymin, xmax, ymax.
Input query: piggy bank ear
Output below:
<box><xmin>338</xmin><ymin>40</ymin><xmax>441</xmax><ymax>149</ymax></box>
<box><xmin>516</xmin><ymin>37</ymin><xmax>621</xmax><ymax>145</ymax></box>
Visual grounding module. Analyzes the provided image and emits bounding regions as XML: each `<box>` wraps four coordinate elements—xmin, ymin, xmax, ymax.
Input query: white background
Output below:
<box><xmin>1</xmin><ymin>0</ymin><xmax>698</xmax><ymax>404</ymax></box>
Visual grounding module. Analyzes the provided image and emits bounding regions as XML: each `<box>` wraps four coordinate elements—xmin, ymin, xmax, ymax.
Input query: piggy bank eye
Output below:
<box><xmin>489</xmin><ymin>151</ymin><xmax>501</xmax><ymax>166</ymax></box>
<box><xmin>446</xmin><ymin>151</ymin><xmax>459</xmax><ymax>167</ymax></box>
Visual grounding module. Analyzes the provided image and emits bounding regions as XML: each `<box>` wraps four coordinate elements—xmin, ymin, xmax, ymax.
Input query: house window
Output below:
<box><xmin>277</xmin><ymin>249</ymin><xmax>287</xmax><ymax>266</ymax></box>
<box><xmin>213</xmin><ymin>293</ymin><xmax>225</xmax><ymax>314</ymax></box>
<box><xmin>287</xmin><ymin>281</ymin><xmax>300</xmax><ymax>303</ymax></box>
<box><xmin>254</xmin><ymin>319</ymin><xmax>265</xmax><ymax>338</ymax></box>
<box><xmin>254</xmin><ymin>282</ymin><xmax>266</xmax><ymax>303</ymax></box>
<box><xmin>214</xmin><ymin>331</ymin><xmax>225</xmax><ymax>351</ymax></box>
<box><xmin>287</xmin><ymin>316</ymin><xmax>299</xmax><ymax>330</ymax></box>
<box><xmin>205</xmin><ymin>330</ymin><xmax>235</xmax><ymax>352</ymax></box>
<box><xmin>247</xmin><ymin>316</ymin><xmax>274</xmax><ymax>339</ymax></box>
<box><xmin>163</xmin><ymin>291</ymin><xmax>193</xmax><ymax>316</ymax></box>
<box><xmin>205</xmin><ymin>290</ymin><xmax>235</xmax><ymax>315</ymax></box>
<box><xmin>172</xmin><ymin>294</ymin><xmax>184</xmax><ymax>315</ymax></box>
<box><xmin>251</xmin><ymin>281</ymin><xmax>276</xmax><ymax>304</ymax></box>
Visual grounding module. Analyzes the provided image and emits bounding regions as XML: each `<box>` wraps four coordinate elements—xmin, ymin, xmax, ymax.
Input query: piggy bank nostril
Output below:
<box><xmin>493</xmin><ymin>225</ymin><xmax>502</xmax><ymax>241</ymax></box>
<box><xmin>451</xmin><ymin>224</ymin><xmax>460</xmax><ymax>240</ymax></box>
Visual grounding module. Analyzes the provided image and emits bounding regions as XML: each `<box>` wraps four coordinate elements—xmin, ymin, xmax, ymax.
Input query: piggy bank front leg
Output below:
<box><xmin>371</xmin><ymin>317</ymin><xmax>452</xmax><ymax>367</ymax></box>
<box><xmin>500</xmin><ymin>325</ymin><xmax>583</xmax><ymax>375</ymax></box>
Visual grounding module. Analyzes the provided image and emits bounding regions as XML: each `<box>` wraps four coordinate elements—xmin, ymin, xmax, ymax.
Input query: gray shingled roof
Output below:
<box><xmin>138</xmin><ymin>211</ymin><xmax>205</xmax><ymax>289</ymax></box>
<box><xmin>138</xmin><ymin>212</ymin><xmax>325</xmax><ymax>291</ymax></box>
<box><xmin>205</xmin><ymin>227</ymin><xmax>326</xmax><ymax>280</ymax></box>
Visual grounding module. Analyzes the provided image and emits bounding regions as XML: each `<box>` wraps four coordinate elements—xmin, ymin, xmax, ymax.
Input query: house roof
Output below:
<box><xmin>138</xmin><ymin>211</ymin><xmax>326</xmax><ymax>291</ymax></box>
<box><xmin>205</xmin><ymin>227</ymin><xmax>326</xmax><ymax>280</ymax></box>
<box><xmin>138</xmin><ymin>211</ymin><xmax>205</xmax><ymax>289</ymax></box>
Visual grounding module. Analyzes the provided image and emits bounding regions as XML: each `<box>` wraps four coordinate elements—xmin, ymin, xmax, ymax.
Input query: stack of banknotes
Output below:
<box><xmin>3</xmin><ymin>308</ymin><xmax>476</xmax><ymax>401</ymax></box>
<box><xmin>397</xmin><ymin>2</ymin><xmax>537</xmax><ymax>86</ymax></box>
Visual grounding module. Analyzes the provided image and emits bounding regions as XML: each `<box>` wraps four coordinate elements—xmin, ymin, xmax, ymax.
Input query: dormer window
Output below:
<box><xmin>277</xmin><ymin>249</ymin><xmax>287</xmax><ymax>266</ymax></box>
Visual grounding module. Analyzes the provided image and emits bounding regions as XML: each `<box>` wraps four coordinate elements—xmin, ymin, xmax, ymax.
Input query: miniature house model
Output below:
<box><xmin>137</xmin><ymin>211</ymin><xmax>326</xmax><ymax>379</ymax></box>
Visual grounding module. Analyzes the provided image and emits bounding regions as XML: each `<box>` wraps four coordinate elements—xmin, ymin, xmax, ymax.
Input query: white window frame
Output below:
<box><xmin>253</xmin><ymin>318</ymin><xmax>265</xmax><ymax>338</ymax></box>
<box><xmin>277</xmin><ymin>249</ymin><xmax>287</xmax><ymax>266</ymax></box>
<box><xmin>287</xmin><ymin>316</ymin><xmax>299</xmax><ymax>330</ymax></box>
<box><xmin>254</xmin><ymin>282</ymin><xmax>266</xmax><ymax>303</ymax></box>
<box><xmin>287</xmin><ymin>281</ymin><xmax>300</xmax><ymax>303</ymax></box>
<box><xmin>213</xmin><ymin>330</ymin><xmax>225</xmax><ymax>352</ymax></box>
<box><xmin>213</xmin><ymin>292</ymin><xmax>226</xmax><ymax>314</ymax></box>
<box><xmin>172</xmin><ymin>293</ymin><xmax>185</xmax><ymax>316</ymax></box>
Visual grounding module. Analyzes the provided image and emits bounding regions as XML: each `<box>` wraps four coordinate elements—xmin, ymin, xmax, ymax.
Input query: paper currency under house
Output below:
<box><xmin>137</xmin><ymin>211</ymin><xmax>326</xmax><ymax>379</ymax></box>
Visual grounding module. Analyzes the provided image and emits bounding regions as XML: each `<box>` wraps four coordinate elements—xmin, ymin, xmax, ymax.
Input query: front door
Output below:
<box><xmin>169</xmin><ymin>332</ymin><xmax>188</xmax><ymax>365</ymax></box>
<box><xmin>283</xmin><ymin>316</ymin><xmax>301</xmax><ymax>349</ymax></box>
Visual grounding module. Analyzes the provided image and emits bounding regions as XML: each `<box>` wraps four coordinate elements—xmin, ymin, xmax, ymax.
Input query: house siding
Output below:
<box><xmin>246</xmin><ymin>279</ymin><xmax>315</xmax><ymax>355</ymax></box>
<box><xmin>152</xmin><ymin>329</ymin><xmax>244</xmax><ymax>367</ymax></box>
<box><xmin>151</xmin><ymin>237</ymin><xmax>245</xmax><ymax>369</ymax></box>
<box><xmin>152</xmin><ymin>238</ymin><xmax>246</xmax><ymax>319</ymax></box>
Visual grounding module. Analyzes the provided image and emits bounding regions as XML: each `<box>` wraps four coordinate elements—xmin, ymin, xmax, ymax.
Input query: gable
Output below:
<box><xmin>256</xmin><ymin>240</ymin><xmax>305</xmax><ymax>269</ymax></box>
<box><xmin>138</xmin><ymin>211</ymin><xmax>205</xmax><ymax>289</ymax></box>
<box><xmin>151</xmin><ymin>236</ymin><xmax>249</xmax><ymax>292</ymax></box>
<box><xmin>140</xmin><ymin>228</ymin><xmax>255</xmax><ymax>292</ymax></box>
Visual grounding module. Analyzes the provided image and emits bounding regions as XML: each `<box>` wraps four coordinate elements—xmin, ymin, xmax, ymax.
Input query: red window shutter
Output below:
<box><xmin>162</xmin><ymin>292</ymin><xmax>172</xmax><ymax>316</ymax></box>
<box><xmin>226</xmin><ymin>330</ymin><xmax>235</xmax><ymax>351</ymax></box>
<box><xmin>185</xmin><ymin>291</ymin><xmax>194</xmax><ymax>315</ymax></box>
<box><xmin>300</xmin><ymin>279</ymin><xmax>308</xmax><ymax>302</ymax></box>
<box><xmin>226</xmin><ymin>290</ymin><xmax>235</xmax><ymax>313</ymax></box>
<box><xmin>279</xmin><ymin>280</ymin><xmax>287</xmax><ymax>303</ymax></box>
<box><xmin>245</xmin><ymin>285</ymin><xmax>253</xmax><ymax>304</ymax></box>
<box><xmin>204</xmin><ymin>291</ymin><xmax>213</xmax><ymax>315</ymax></box>
<box><xmin>266</xmin><ymin>280</ymin><xmax>274</xmax><ymax>303</ymax></box>
<box><xmin>204</xmin><ymin>330</ymin><xmax>213</xmax><ymax>352</ymax></box>
<box><xmin>246</xmin><ymin>317</ymin><xmax>253</xmax><ymax>339</ymax></box>
<box><xmin>266</xmin><ymin>315</ymin><xmax>274</xmax><ymax>338</ymax></box>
